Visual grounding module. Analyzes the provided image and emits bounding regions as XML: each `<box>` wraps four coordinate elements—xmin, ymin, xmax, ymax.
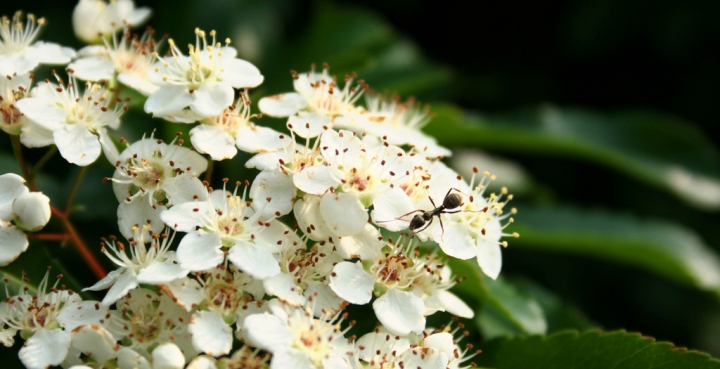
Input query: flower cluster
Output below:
<box><xmin>0</xmin><ymin>2</ymin><xmax>518</xmax><ymax>369</ymax></box>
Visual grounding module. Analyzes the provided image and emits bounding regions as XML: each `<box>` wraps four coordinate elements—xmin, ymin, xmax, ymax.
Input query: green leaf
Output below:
<box><xmin>426</xmin><ymin>104</ymin><xmax>720</xmax><ymax>210</ymax></box>
<box><xmin>450</xmin><ymin>259</ymin><xmax>547</xmax><ymax>338</ymax></box>
<box><xmin>511</xmin><ymin>278</ymin><xmax>597</xmax><ymax>332</ymax></box>
<box><xmin>475</xmin><ymin>330</ymin><xmax>720</xmax><ymax>369</ymax></box>
<box><xmin>511</xmin><ymin>205</ymin><xmax>720</xmax><ymax>295</ymax></box>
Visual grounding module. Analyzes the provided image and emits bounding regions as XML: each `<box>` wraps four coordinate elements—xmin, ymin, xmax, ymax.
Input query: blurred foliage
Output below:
<box><xmin>2</xmin><ymin>0</ymin><xmax>720</xmax><ymax>367</ymax></box>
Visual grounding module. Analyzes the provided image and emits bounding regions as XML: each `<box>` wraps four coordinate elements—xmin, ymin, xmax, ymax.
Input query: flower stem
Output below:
<box><xmin>50</xmin><ymin>204</ymin><xmax>106</xmax><ymax>279</ymax></box>
<box><xmin>204</xmin><ymin>158</ymin><xmax>214</xmax><ymax>182</ymax></box>
<box><xmin>64</xmin><ymin>166</ymin><xmax>88</xmax><ymax>213</ymax></box>
<box><xmin>10</xmin><ymin>135</ymin><xmax>31</xmax><ymax>180</ymax></box>
<box><xmin>29</xmin><ymin>146</ymin><xmax>58</xmax><ymax>184</ymax></box>
<box><xmin>27</xmin><ymin>232</ymin><xmax>72</xmax><ymax>242</ymax></box>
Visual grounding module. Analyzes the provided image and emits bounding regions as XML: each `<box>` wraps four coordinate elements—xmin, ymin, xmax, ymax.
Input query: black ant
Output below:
<box><xmin>381</xmin><ymin>188</ymin><xmax>466</xmax><ymax>235</ymax></box>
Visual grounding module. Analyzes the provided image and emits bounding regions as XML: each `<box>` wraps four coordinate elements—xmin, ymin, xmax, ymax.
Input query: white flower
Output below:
<box><xmin>110</xmin><ymin>136</ymin><xmax>208</xmax><ymax>240</ymax></box>
<box><xmin>258</xmin><ymin>66</ymin><xmax>366</xmax><ymax>125</ymax></box>
<box><xmin>161</xmin><ymin>266</ymin><xmax>265</xmax><ymax>357</ymax></box>
<box><xmin>0</xmin><ymin>12</ymin><xmax>75</xmax><ymax>76</ymax></box>
<box><xmin>351</xmin><ymin>94</ymin><xmax>451</xmax><ymax>158</ymax></box>
<box><xmin>0</xmin><ymin>173</ymin><xmax>29</xmax><ymax>266</ymax></box>
<box><xmin>160</xmin><ymin>183</ymin><xmax>287</xmax><ymax>278</ymax></box>
<box><xmin>243</xmin><ymin>299</ymin><xmax>354</xmax><ymax>369</ymax></box>
<box><xmin>11</xmin><ymin>191</ymin><xmax>51</xmax><ymax>232</ymax></box>
<box><xmin>72</xmin><ymin>0</ymin><xmax>152</xmax><ymax>44</ymax></box>
<box><xmin>14</xmin><ymin>72</ymin><xmax>124</xmax><ymax>166</ymax></box>
<box><xmin>190</xmin><ymin>92</ymin><xmax>283</xmax><ymax>160</ymax></box>
<box><xmin>293</xmin><ymin>129</ymin><xmax>415</xmax><ymax>237</ymax></box>
<box><xmin>144</xmin><ymin>28</ymin><xmax>263</xmax><ymax>122</ymax></box>
<box><xmin>84</xmin><ymin>228</ymin><xmax>187</xmax><ymax>306</ymax></box>
<box><xmin>0</xmin><ymin>273</ymin><xmax>107</xmax><ymax>369</ymax></box>
<box><xmin>69</xmin><ymin>29</ymin><xmax>162</xmax><ymax>95</ymax></box>
<box><xmin>107</xmin><ymin>288</ymin><xmax>197</xmax><ymax>362</ymax></box>
<box><xmin>0</xmin><ymin>73</ymin><xmax>55</xmax><ymax>147</ymax></box>
<box><xmin>429</xmin><ymin>170</ymin><xmax>518</xmax><ymax>280</ymax></box>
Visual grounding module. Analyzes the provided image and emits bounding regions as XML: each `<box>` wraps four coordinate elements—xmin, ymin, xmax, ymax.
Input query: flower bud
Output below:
<box><xmin>72</xmin><ymin>0</ymin><xmax>106</xmax><ymax>44</ymax></box>
<box><xmin>12</xmin><ymin>192</ymin><xmax>51</xmax><ymax>232</ymax></box>
<box><xmin>152</xmin><ymin>343</ymin><xmax>185</xmax><ymax>369</ymax></box>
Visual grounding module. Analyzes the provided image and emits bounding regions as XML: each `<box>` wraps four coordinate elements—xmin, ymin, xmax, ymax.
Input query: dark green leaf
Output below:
<box><xmin>511</xmin><ymin>205</ymin><xmax>720</xmax><ymax>295</ymax></box>
<box><xmin>426</xmin><ymin>104</ymin><xmax>720</xmax><ymax>210</ymax></box>
<box><xmin>511</xmin><ymin>278</ymin><xmax>597</xmax><ymax>332</ymax></box>
<box><xmin>476</xmin><ymin>330</ymin><xmax>720</xmax><ymax>369</ymax></box>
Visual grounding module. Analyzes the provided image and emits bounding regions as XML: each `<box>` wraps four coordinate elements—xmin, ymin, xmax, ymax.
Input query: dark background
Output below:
<box><xmin>2</xmin><ymin>0</ymin><xmax>720</xmax><ymax>363</ymax></box>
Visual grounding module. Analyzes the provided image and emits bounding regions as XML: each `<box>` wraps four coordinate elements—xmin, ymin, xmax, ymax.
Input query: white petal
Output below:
<box><xmin>0</xmin><ymin>173</ymin><xmax>28</xmax><ymax>217</ymax></box>
<box><xmin>370</xmin><ymin>187</ymin><xmax>415</xmax><ymax>232</ymax></box>
<box><xmin>54</xmin><ymin>124</ymin><xmax>101</xmax><ymax>166</ymax></box>
<box><xmin>14</xmin><ymin>97</ymin><xmax>65</xmax><ymax>131</ymax></box>
<box><xmin>137</xmin><ymin>254</ymin><xmax>187</xmax><ymax>284</ymax></box>
<box><xmin>190</xmin><ymin>84</ymin><xmax>234</xmax><ymax>118</ymax></box>
<box><xmin>356</xmin><ymin>331</ymin><xmax>410</xmax><ymax>362</ymax></box>
<box><xmin>422</xmin><ymin>332</ymin><xmax>455</xmax><ymax>357</ymax></box>
<box><xmin>258</xmin><ymin>93</ymin><xmax>306</xmax><ymax>117</ymax></box>
<box><xmin>118</xmin><ymin>73</ymin><xmax>158</xmax><ymax>96</ymax></box>
<box><xmin>263</xmin><ymin>273</ymin><xmax>306</xmax><ymax>306</ymax></box>
<box><xmin>373</xmin><ymin>289</ymin><xmax>426</xmax><ymax>336</ymax></box>
<box><xmin>0</xmin><ymin>225</ymin><xmax>28</xmax><ymax>266</ymax></box>
<box><xmin>329</xmin><ymin>261</ymin><xmax>374</xmax><ymax>304</ymax></box>
<box><xmin>70</xmin><ymin>325</ymin><xmax>118</xmax><ymax>365</ymax></box>
<box><xmin>152</xmin><ymin>343</ymin><xmax>185</xmax><ymax>369</ymax></box>
<box><xmin>68</xmin><ymin>56</ymin><xmax>115</xmax><ymax>81</ymax></box>
<box><xmin>12</xmin><ymin>192</ymin><xmax>51</xmax><ymax>232</ymax></box>
<box><xmin>227</xmin><ymin>241</ymin><xmax>280</xmax><ymax>279</ymax></box>
<box><xmin>437</xmin><ymin>290</ymin><xmax>474</xmax><ymax>318</ymax></box>
<box><xmin>20</xmin><ymin>120</ymin><xmax>55</xmax><ymax>148</ymax></box>
<box><xmin>186</xmin><ymin>356</ymin><xmax>217</xmax><ymax>369</ymax></box>
<box><xmin>434</xmin><ymin>223</ymin><xmax>477</xmax><ymax>259</ymax></box>
<box><xmin>190</xmin><ymin>124</ymin><xmax>237</xmax><ymax>160</ymax></box>
<box><xmin>245</xmin><ymin>151</ymin><xmax>287</xmax><ymax>171</ymax></box>
<box><xmin>117</xmin><ymin>347</ymin><xmax>151</xmax><ymax>369</ymax></box>
<box><xmin>161</xmin><ymin>278</ymin><xmax>204</xmax><ymax>312</ymax></box>
<box><xmin>176</xmin><ymin>232</ymin><xmax>224</xmax><ymax>272</ymax></box>
<box><xmin>164</xmin><ymin>175</ymin><xmax>208</xmax><ymax>205</ymax></box>
<box><xmin>19</xmin><ymin>329</ymin><xmax>71</xmax><ymax>369</ymax></box>
<box><xmin>126</xmin><ymin>6</ymin><xmax>153</xmax><ymax>26</ymax></box>
<box><xmin>99</xmin><ymin>130</ymin><xmax>120</xmax><ymax>164</ymax></box>
<box><xmin>101</xmin><ymin>268</ymin><xmax>139</xmax><ymax>306</ymax></box>
<box><xmin>477</xmin><ymin>237</ymin><xmax>503</xmax><ymax>280</ymax></box>
<box><xmin>287</xmin><ymin>112</ymin><xmax>330</xmax><ymax>139</ymax></box>
<box><xmin>334</xmin><ymin>223</ymin><xmax>382</xmax><ymax>260</ymax></box>
<box><xmin>235</xmin><ymin>125</ymin><xmax>285</xmax><ymax>153</ymax></box>
<box><xmin>221</xmin><ymin>58</ymin><xmax>264</xmax><ymax>88</ymax></box>
<box><xmin>145</xmin><ymin>86</ymin><xmax>193</xmax><ymax>116</ymax></box>
<box><xmin>320</xmin><ymin>192</ymin><xmax>368</xmax><ymax>237</ymax></box>
<box><xmin>189</xmin><ymin>311</ymin><xmax>232</xmax><ymax>356</ymax></box>
<box><xmin>250</xmin><ymin>170</ymin><xmax>296</xmax><ymax>218</ymax></box>
<box><xmin>304</xmin><ymin>283</ymin><xmax>344</xmax><ymax>317</ymax></box>
<box><xmin>82</xmin><ymin>268</ymin><xmax>121</xmax><ymax>292</ymax></box>
<box><xmin>117</xmin><ymin>199</ymin><xmax>166</xmax><ymax>241</ymax></box>
<box><xmin>293</xmin><ymin>194</ymin><xmax>333</xmax><ymax>241</ymax></box>
<box><xmin>293</xmin><ymin>166</ymin><xmax>339</xmax><ymax>195</ymax></box>
<box><xmin>57</xmin><ymin>301</ymin><xmax>109</xmax><ymax>331</ymax></box>
<box><xmin>160</xmin><ymin>201</ymin><xmax>207</xmax><ymax>232</ymax></box>
<box><xmin>269</xmin><ymin>352</ymin><xmax>313</xmax><ymax>369</ymax></box>
<box><xmin>403</xmin><ymin>347</ymin><xmax>448</xmax><ymax>369</ymax></box>
<box><xmin>27</xmin><ymin>42</ymin><xmax>76</xmax><ymax>65</ymax></box>
<box><xmin>243</xmin><ymin>313</ymin><xmax>292</xmax><ymax>352</ymax></box>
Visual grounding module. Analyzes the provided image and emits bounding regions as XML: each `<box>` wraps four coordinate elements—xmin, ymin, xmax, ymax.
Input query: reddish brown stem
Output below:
<box><xmin>50</xmin><ymin>205</ymin><xmax>107</xmax><ymax>279</ymax></box>
<box><xmin>27</xmin><ymin>233</ymin><xmax>72</xmax><ymax>242</ymax></box>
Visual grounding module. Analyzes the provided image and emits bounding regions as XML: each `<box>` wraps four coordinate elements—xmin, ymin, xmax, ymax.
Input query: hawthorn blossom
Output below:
<box><xmin>15</xmin><ymin>72</ymin><xmax>124</xmax><ymax>166</ymax></box>
<box><xmin>243</xmin><ymin>299</ymin><xmax>355</xmax><ymax>369</ymax></box>
<box><xmin>69</xmin><ymin>28</ymin><xmax>162</xmax><ymax>95</ymax></box>
<box><xmin>0</xmin><ymin>12</ymin><xmax>75</xmax><ymax>76</ymax></box>
<box><xmin>329</xmin><ymin>238</ymin><xmax>472</xmax><ymax>336</ymax></box>
<box><xmin>190</xmin><ymin>92</ymin><xmax>283</xmax><ymax>160</ymax></box>
<box><xmin>0</xmin><ymin>173</ymin><xmax>51</xmax><ymax>266</ymax></box>
<box><xmin>429</xmin><ymin>170</ymin><xmax>518</xmax><ymax>279</ymax></box>
<box><xmin>292</xmin><ymin>129</ymin><xmax>414</xmax><ymax>237</ymax></box>
<box><xmin>106</xmin><ymin>288</ymin><xmax>197</xmax><ymax>362</ymax></box>
<box><xmin>0</xmin><ymin>273</ymin><xmax>107</xmax><ymax>369</ymax></box>
<box><xmin>83</xmin><ymin>228</ymin><xmax>187</xmax><ymax>306</ymax></box>
<box><xmin>351</xmin><ymin>93</ymin><xmax>451</xmax><ymax>158</ymax></box>
<box><xmin>144</xmin><ymin>28</ymin><xmax>263</xmax><ymax>122</ymax></box>
<box><xmin>161</xmin><ymin>266</ymin><xmax>265</xmax><ymax>357</ymax></box>
<box><xmin>111</xmin><ymin>136</ymin><xmax>208</xmax><ymax>240</ymax></box>
<box><xmin>72</xmin><ymin>0</ymin><xmax>152</xmax><ymax>44</ymax></box>
<box><xmin>258</xmin><ymin>66</ymin><xmax>366</xmax><ymax>127</ymax></box>
<box><xmin>160</xmin><ymin>182</ymin><xmax>287</xmax><ymax>278</ymax></box>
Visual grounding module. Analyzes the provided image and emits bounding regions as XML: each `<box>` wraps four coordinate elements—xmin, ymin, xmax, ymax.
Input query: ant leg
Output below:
<box><xmin>376</xmin><ymin>209</ymin><xmax>424</xmax><ymax>223</ymax></box>
<box><xmin>428</xmin><ymin>196</ymin><xmax>438</xmax><ymax>208</ymax></box>
<box><xmin>438</xmin><ymin>216</ymin><xmax>446</xmax><ymax>242</ymax></box>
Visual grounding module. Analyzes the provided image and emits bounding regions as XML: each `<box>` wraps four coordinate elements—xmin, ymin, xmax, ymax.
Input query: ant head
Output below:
<box><xmin>443</xmin><ymin>192</ymin><xmax>463</xmax><ymax>210</ymax></box>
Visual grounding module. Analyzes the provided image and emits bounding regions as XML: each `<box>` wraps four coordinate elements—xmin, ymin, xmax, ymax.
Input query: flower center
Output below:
<box><xmin>0</xmin><ymin>103</ymin><xmax>23</xmax><ymax>134</ymax></box>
